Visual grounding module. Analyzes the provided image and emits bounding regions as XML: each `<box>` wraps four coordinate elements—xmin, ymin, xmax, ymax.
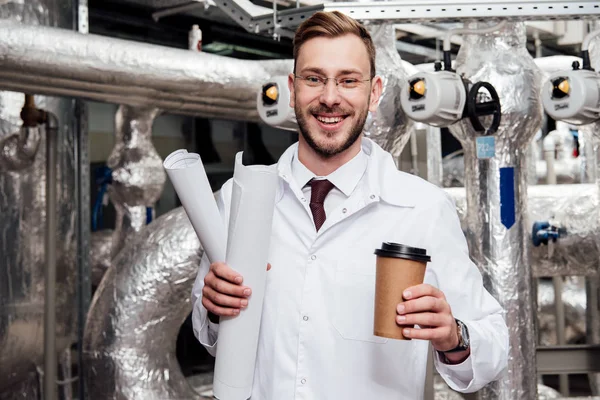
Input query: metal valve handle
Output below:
<box><xmin>466</xmin><ymin>81</ymin><xmax>502</xmax><ymax>135</ymax></box>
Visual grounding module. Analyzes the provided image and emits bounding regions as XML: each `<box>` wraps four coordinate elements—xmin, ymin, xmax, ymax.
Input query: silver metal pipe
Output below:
<box><xmin>363</xmin><ymin>23</ymin><xmax>416</xmax><ymax>162</ymax></box>
<box><xmin>0</xmin><ymin>19</ymin><xmax>292</xmax><ymax>121</ymax></box>
<box><xmin>585</xmin><ymin>21</ymin><xmax>600</xmax><ymax>395</ymax></box>
<box><xmin>587</xmin><ymin>276</ymin><xmax>600</xmax><ymax>395</ymax></box>
<box><xmin>543</xmin><ymin>138</ymin><xmax>569</xmax><ymax>395</ymax></box>
<box><xmin>44</xmin><ymin>112</ymin><xmax>59</xmax><ymax>400</ymax></box>
<box><xmin>107</xmin><ymin>105</ymin><xmax>165</xmax><ymax>257</ymax></box>
<box><xmin>83</xmin><ymin>207</ymin><xmax>204</xmax><ymax>400</ymax></box>
<box><xmin>448</xmin><ymin>22</ymin><xmax>543</xmax><ymax>400</ymax></box>
<box><xmin>445</xmin><ymin>184</ymin><xmax>600</xmax><ymax>278</ymax></box>
<box><xmin>0</xmin><ymin>1</ymin><xmax>78</xmax><ymax>395</ymax></box>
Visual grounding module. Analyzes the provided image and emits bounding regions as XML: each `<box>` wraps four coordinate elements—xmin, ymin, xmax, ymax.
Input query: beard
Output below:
<box><xmin>295</xmin><ymin>99</ymin><xmax>370</xmax><ymax>158</ymax></box>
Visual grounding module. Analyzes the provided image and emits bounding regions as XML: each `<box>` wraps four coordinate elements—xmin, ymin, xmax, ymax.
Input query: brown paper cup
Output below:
<box><xmin>373</xmin><ymin>242</ymin><xmax>430</xmax><ymax>340</ymax></box>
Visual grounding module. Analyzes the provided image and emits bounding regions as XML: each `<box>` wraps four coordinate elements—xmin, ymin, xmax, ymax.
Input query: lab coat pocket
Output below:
<box><xmin>332</xmin><ymin>260</ymin><xmax>388</xmax><ymax>344</ymax></box>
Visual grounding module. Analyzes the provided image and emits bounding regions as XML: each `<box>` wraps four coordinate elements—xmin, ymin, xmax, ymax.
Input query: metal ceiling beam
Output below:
<box><xmin>216</xmin><ymin>0</ymin><xmax>600</xmax><ymax>34</ymax></box>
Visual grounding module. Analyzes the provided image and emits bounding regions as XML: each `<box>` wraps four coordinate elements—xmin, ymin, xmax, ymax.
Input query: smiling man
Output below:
<box><xmin>192</xmin><ymin>11</ymin><xmax>508</xmax><ymax>400</ymax></box>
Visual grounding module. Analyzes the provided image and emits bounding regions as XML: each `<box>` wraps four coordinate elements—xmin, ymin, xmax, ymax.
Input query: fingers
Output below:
<box><xmin>205</xmin><ymin>270</ymin><xmax>250</xmax><ymax>298</ymax></box>
<box><xmin>211</xmin><ymin>261</ymin><xmax>243</xmax><ymax>284</ymax></box>
<box><xmin>204</xmin><ymin>284</ymin><xmax>248</xmax><ymax>307</ymax></box>
<box><xmin>403</xmin><ymin>284</ymin><xmax>445</xmax><ymax>301</ymax></box>
<box><xmin>396</xmin><ymin>312</ymin><xmax>454</xmax><ymax>328</ymax></box>
<box><xmin>202</xmin><ymin>295</ymin><xmax>241</xmax><ymax>317</ymax></box>
<box><xmin>397</xmin><ymin>296</ymin><xmax>447</xmax><ymax>315</ymax></box>
<box><xmin>203</xmin><ymin>261</ymin><xmax>271</xmax><ymax>317</ymax></box>
<box><xmin>400</xmin><ymin>326</ymin><xmax>448</xmax><ymax>341</ymax></box>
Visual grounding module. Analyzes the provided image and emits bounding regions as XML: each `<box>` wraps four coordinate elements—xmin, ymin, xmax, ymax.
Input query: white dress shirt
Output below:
<box><xmin>292</xmin><ymin>147</ymin><xmax>368</xmax><ymax>221</ymax></box>
<box><xmin>191</xmin><ymin>138</ymin><xmax>508</xmax><ymax>400</ymax></box>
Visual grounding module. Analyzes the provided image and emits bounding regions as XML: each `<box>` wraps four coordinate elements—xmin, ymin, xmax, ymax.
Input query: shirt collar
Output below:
<box><xmin>291</xmin><ymin>146</ymin><xmax>368</xmax><ymax>197</ymax></box>
<box><xmin>277</xmin><ymin>138</ymin><xmax>416</xmax><ymax>208</ymax></box>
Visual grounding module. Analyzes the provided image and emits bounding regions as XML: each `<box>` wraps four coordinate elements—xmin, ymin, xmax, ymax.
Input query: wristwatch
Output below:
<box><xmin>444</xmin><ymin>319</ymin><xmax>470</xmax><ymax>353</ymax></box>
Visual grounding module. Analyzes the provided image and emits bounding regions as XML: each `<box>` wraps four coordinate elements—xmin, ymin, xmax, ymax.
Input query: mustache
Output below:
<box><xmin>308</xmin><ymin>106</ymin><xmax>352</xmax><ymax>115</ymax></box>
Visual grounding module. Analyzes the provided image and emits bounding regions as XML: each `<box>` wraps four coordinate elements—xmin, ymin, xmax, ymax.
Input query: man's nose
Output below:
<box><xmin>319</xmin><ymin>79</ymin><xmax>342</xmax><ymax>108</ymax></box>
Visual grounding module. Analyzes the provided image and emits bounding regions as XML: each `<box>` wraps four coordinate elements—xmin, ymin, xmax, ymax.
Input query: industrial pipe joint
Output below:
<box><xmin>532</xmin><ymin>221</ymin><xmax>567</xmax><ymax>247</ymax></box>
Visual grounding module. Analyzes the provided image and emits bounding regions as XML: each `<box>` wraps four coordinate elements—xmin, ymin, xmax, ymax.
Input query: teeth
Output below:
<box><xmin>316</xmin><ymin>116</ymin><xmax>343</xmax><ymax>124</ymax></box>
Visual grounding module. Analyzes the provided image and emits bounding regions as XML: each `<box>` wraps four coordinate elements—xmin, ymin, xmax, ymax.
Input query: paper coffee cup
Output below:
<box><xmin>373</xmin><ymin>242</ymin><xmax>431</xmax><ymax>340</ymax></box>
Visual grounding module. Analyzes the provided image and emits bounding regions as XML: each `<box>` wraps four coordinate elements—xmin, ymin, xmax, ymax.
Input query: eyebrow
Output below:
<box><xmin>299</xmin><ymin>67</ymin><xmax>363</xmax><ymax>76</ymax></box>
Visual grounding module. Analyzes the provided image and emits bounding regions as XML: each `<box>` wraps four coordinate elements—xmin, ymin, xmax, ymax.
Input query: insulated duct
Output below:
<box><xmin>107</xmin><ymin>105</ymin><xmax>165</xmax><ymax>256</ymax></box>
<box><xmin>0</xmin><ymin>20</ymin><xmax>292</xmax><ymax>122</ymax></box>
<box><xmin>83</xmin><ymin>208</ymin><xmax>204</xmax><ymax>400</ymax></box>
<box><xmin>0</xmin><ymin>0</ymin><xmax>78</xmax><ymax>395</ymax></box>
<box><xmin>362</xmin><ymin>23</ymin><xmax>416</xmax><ymax>161</ymax></box>
<box><xmin>448</xmin><ymin>22</ymin><xmax>543</xmax><ymax>400</ymax></box>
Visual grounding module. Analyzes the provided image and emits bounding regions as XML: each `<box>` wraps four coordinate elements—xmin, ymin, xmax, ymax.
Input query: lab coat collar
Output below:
<box><xmin>277</xmin><ymin>137</ymin><xmax>417</xmax><ymax>208</ymax></box>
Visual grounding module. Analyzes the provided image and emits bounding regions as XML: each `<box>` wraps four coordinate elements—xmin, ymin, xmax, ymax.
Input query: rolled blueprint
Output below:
<box><xmin>163</xmin><ymin>149</ymin><xmax>226</xmax><ymax>263</ymax></box>
<box><xmin>212</xmin><ymin>151</ymin><xmax>279</xmax><ymax>400</ymax></box>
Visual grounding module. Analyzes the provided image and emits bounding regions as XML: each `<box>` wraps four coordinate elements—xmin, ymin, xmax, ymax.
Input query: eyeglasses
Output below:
<box><xmin>294</xmin><ymin>74</ymin><xmax>372</xmax><ymax>92</ymax></box>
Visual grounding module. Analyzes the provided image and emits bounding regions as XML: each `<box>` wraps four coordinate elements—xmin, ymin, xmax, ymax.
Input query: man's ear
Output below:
<box><xmin>368</xmin><ymin>76</ymin><xmax>383</xmax><ymax>113</ymax></box>
<box><xmin>288</xmin><ymin>73</ymin><xmax>295</xmax><ymax>108</ymax></box>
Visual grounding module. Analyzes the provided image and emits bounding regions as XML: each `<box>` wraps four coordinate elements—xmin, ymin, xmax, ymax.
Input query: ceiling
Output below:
<box><xmin>88</xmin><ymin>0</ymin><xmax>586</xmax><ymax>64</ymax></box>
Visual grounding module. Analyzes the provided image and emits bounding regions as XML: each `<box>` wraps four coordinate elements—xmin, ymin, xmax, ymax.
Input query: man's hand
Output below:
<box><xmin>202</xmin><ymin>262</ymin><xmax>271</xmax><ymax>319</ymax></box>
<box><xmin>395</xmin><ymin>284</ymin><xmax>468</xmax><ymax>362</ymax></box>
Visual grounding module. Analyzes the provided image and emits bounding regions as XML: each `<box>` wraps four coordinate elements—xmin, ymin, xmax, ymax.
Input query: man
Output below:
<box><xmin>192</xmin><ymin>11</ymin><xmax>508</xmax><ymax>399</ymax></box>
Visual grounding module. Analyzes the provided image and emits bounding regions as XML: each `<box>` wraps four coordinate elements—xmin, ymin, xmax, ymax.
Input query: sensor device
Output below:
<box><xmin>256</xmin><ymin>75</ymin><xmax>297</xmax><ymax>131</ymax></box>
<box><xmin>541</xmin><ymin>62</ymin><xmax>600</xmax><ymax>125</ymax></box>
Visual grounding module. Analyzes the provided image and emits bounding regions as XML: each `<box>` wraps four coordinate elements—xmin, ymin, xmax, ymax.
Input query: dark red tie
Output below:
<box><xmin>309</xmin><ymin>179</ymin><xmax>335</xmax><ymax>231</ymax></box>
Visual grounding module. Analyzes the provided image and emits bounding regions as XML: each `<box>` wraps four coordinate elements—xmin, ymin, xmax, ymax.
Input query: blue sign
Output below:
<box><xmin>476</xmin><ymin>136</ymin><xmax>496</xmax><ymax>159</ymax></box>
<box><xmin>500</xmin><ymin>167</ymin><xmax>516</xmax><ymax>229</ymax></box>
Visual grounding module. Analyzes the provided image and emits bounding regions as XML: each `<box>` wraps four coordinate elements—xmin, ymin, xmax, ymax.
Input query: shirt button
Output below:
<box><xmin>303</xmin><ymin>316</ymin><xmax>309</xmax><ymax>321</ymax></box>
<box><xmin>370</xmin><ymin>194</ymin><xmax>376</xmax><ymax>200</ymax></box>
<box><xmin>301</xmin><ymin>378</ymin><xmax>307</xmax><ymax>384</ymax></box>
<box><xmin>342</xmin><ymin>208</ymin><xmax>347</xmax><ymax>213</ymax></box>
<box><xmin>310</xmin><ymin>255</ymin><xmax>316</xmax><ymax>260</ymax></box>
<box><xmin>301</xmin><ymin>197</ymin><xmax>306</xmax><ymax>202</ymax></box>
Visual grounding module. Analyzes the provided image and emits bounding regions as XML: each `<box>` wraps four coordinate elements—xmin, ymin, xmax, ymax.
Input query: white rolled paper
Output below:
<box><xmin>212</xmin><ymin>152</ymin><xmax>279</xmax><ymax>400</ymax></box>
<box><xmin>163</xmin><ymin>149</ymin><xmax>226</xmax><ymax>264</ymax></box>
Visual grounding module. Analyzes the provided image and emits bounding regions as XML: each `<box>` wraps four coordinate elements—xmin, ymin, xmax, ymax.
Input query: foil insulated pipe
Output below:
<box><xmin>579</xmin><ymin>124</ymin><xmax>600</xmax><ymax>184</ymax></box>
<box><xmin>537</xmin><ymin>277</ymin><xmax>587</xmax><ymax>346</ymax></box>
<box><xmin>0</xmin><ymin>19</ymin><xmax>293</xmax><ymax>122</ymax></box>
<box><xmin>448</xmin><ymin>22</ymin><xmax>543</xmax><ymax>400</ymax></box>
<box><xmin>107</xmin><ymin>105</ymin><xmax>165</xmax><ymax>256</ymax></box>
<box><xmin>583</xmin><ymin>28</ymin><xmax>600</xmax><ymax>396</ymax></box>
<box><xmin>0</xmin><ymin>94</ymin><xmax>41</xmax><ymax>171</ymax></box>
<box><xmin>0</xmin><ymin>0</ymin><xmax>78</xmax><ymax>395</ymax></box>
<box><xmin>445</xmin><ymin>184</ymin><xmax>600</xmax><ymax>278</ymax></box>
<box><xmin>90</xmin><ymin>230</ymin><xmax>114</xmax><ymax>287</ymax></box>
<box><xmin>363</xmin><ymin>23</ymin><xmax>416</xmax><ymax>162</ymax></box>
<box><xmin>83</xmin><ymin>208</ymin><xmax>204</xmax><ymax>400</ymax></box>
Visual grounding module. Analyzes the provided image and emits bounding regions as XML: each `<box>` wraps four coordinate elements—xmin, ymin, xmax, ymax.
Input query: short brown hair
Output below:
<box><xmin>293</xmin><ymin>11</ymin><xmax>376</xmax><ymax>79</ymax></box>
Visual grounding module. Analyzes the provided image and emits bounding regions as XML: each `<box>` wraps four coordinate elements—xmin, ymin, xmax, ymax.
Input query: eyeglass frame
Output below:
<box><xmin>293</xmin><ymin>74</ymin><xmax>374</xmax><ymax>91</ymax></box>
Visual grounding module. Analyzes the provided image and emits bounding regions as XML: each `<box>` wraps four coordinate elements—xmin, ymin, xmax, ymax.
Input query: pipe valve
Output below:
<box><xmin>400</xmin><ymin>23</ymin><xmax>506</xmax><ymax>135</ymax></box>
<box><xmin>532</xmin><ymin>220</ymin><xmax>567</xmax><ymax>247</ymax></box>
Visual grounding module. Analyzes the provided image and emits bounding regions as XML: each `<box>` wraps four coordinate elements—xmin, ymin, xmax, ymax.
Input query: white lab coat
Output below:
<box><xmin>192</xmin><ymin>138</ymin><xmax>508</xmax><ymax>400</ymax></box>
